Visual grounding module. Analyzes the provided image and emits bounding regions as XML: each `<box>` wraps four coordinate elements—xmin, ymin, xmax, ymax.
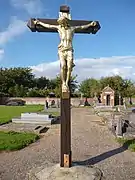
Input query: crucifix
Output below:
<box><xmin>27</xmin><ymin>5</ymin><xmax>100</xmax><ymax>168</ymax></box>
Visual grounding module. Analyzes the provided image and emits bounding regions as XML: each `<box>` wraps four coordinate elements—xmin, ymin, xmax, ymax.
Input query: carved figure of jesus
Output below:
<box><xmin>34</xmin><ymin>16</ymin><xmax>97</xmax><ymax>92</ymax></box>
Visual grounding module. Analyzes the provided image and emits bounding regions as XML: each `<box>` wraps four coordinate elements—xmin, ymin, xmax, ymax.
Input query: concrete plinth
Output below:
<box><xmin>28</xmin><ymin>163</ymin><xmax>104</xmax><ymax>180</ymax></box>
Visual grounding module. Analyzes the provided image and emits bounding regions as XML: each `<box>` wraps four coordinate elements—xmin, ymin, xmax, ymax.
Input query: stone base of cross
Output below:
<box><xmin>27</xmin><ymin>5</ymin><xmax>100</xmax><ymax>168</ymax></box>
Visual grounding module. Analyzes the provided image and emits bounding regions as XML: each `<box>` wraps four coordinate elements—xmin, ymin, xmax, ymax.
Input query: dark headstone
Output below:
<box><xmin>45</xmin><ymin>100</ymin><xmax>49</xmax><ymax>109</ymax></box>
<box><xmin>84</xmin><ymin>98</ymin><xmax>90</xmax><ymax>106</ymax></box>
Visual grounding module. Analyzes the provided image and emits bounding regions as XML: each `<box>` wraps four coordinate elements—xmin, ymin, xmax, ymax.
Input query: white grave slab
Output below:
<box><xmin>12</xmin><ymin>113</ymin><xmax>56</xmax><ymax>125</ymax></box>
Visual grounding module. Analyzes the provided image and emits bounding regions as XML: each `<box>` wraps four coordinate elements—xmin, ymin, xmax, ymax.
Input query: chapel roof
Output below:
<box><xmin>102</xmin><ymin>85</ymin><xmax>114</xmax><ymax>92</ymax></box>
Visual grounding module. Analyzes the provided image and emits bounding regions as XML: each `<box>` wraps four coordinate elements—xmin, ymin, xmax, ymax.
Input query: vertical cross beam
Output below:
<box><xmin>60</xmin><ymin>91</ymin><xmax>71</xmax><ymax>167</ymax></box>
<box><xmin>60</xmin><ymin>6</ymin><xmax>72</xmax><ymax>167</ymax></box>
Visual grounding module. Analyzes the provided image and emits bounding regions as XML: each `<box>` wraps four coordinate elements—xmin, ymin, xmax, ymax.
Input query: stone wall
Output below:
<box><xmin>2</xmin><ymin>97</ymin><xmax>94</xmax><ymax>107</ymax></box>
<box><xmin>1</xmin><ymin>96</ymin><xmax>135</xmax><ymax>106</ymax></box>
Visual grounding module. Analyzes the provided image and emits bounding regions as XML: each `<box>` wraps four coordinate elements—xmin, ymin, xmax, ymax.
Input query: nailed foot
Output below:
<box><xmin>62</xmin><ymin>83</ymin><xmax>69</xmax><ymax>92</ymax></box>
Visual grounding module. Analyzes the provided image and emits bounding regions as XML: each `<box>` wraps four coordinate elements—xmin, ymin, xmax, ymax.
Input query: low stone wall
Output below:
<box><xmin>1</xmin><ymin>97</ymin><xmax>94</xmax><ymax>107</ymax></box>
<box><xmin>2</xmin><ymin>97</ymin><xmax>135</xmax><ymax>106</ymax></box>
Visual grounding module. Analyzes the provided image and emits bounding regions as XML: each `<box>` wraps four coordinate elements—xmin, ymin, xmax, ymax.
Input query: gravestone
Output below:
<box><xmin>116</xmin><ymin>119</ymin><xmax>123</xmax><ymax>137</ymax></box>
<box><xmin>12</xmin><ymin>113</ymin><xmax>56</xmax><ymax>125</ymax></box>
<box><xmin>123</xmin><ymin>111</ymin><xmax>135</xmax><ymax>136</ymax></box>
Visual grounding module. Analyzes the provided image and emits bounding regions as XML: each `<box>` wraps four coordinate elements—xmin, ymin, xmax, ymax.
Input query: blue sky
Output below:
<box><xmin>0</xmin><ymin>0</ymin><xmax>135</xmax><ymax>81</ymax></box>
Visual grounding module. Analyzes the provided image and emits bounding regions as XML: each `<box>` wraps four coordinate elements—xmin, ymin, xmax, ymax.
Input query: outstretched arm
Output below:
<box><xmin>74</xmin><ymin>21</ymin><xmax>97</xmax><ymax>31</ymax></box>
<box><xmin>34</xmin><ymin>19</ymin><xmax>58</xmax><ymax>30</ymax></box>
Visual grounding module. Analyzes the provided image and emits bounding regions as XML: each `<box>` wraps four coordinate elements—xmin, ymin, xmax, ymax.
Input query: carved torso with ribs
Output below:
<box><xmin>57</xmin><ymin>26</ymin><xmax>74</xmax><ymax>52</ymax></box>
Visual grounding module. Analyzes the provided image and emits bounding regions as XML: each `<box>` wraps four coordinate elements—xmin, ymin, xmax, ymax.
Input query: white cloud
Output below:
<box><xmin>31</xmin><ymin>56</ymin><xmax>135</xmax><ymax>82</ymax></box>
<box><xmin>31</xmin><ymin>61</ymin><xmax>60</xmax><ymax>78</ymax></box>
<box><xmin>0</xmin><ymin>0</ymin><xmax>43</xmax><ymax>60</ymax></box>
<box><xmin>11</xmin><ymin>0</ymin><xmax>43</xmax><ymax>15</ymax></box>
<box><xmin>0</xmin><ymin>49</ymin><xmax>4</xmax><ymax>61</ymax></box>
<box><xmin>0</xmin><ymin>17</ymin><xmax>27</xmax><ymax>46</ymax></box>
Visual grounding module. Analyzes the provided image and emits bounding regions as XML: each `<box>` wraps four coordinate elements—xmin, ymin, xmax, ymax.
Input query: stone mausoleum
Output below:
<box><xmin>101</xmin><ymin>85</ymin><xmax>114</xmax><ymax>106</ymax></box>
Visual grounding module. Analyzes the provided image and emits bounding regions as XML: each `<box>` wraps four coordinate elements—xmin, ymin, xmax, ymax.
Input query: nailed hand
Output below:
<box><xmin>34</xmin><ymin>19</ymin><xmax>39</xmax><ymax>25</ymax></box>
<box><xmin>91</xmin><ymin>21</ymin><xmax>97</xmax><ymax>26</ymax></box>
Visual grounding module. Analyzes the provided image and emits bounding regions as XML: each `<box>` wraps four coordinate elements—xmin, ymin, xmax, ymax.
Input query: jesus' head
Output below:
<box><xmin>57</xmin><ymin>16</ymin><xmax>70</xmax><ymax>28</ymax></box>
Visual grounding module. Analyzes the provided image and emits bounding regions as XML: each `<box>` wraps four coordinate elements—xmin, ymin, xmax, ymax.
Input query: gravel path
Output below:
<box><xmin>1</xmin><ymin>108</ymin><xmax>135</xmax><ymax>180</ymax></box>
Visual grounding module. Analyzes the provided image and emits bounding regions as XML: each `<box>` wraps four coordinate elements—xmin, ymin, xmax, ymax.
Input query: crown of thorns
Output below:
<box><xmin>57</xmin><ymin>16</ymin><xmax>69</xmax><ymax>24</ymax></box>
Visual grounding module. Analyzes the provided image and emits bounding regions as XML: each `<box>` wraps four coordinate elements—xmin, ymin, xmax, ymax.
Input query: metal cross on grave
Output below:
<box><xmin>27</xmin><ymin>5</ymin><xmax>101</xmax><ymax>168</ymax></box>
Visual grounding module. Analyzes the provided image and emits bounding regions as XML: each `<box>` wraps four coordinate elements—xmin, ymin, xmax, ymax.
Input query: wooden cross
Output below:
<box><xmin>27</xmin><ymin>5</ymin><xmax>100</xmax><ymax>168</ymax></box>
<box><xmin>27</xmin><ymin>6</ymin><xmax>100</xmax><ymax>34</ymax></box>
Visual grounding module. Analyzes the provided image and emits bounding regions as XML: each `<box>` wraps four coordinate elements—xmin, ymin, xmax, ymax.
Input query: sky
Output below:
<box><xmin>0</xmin><ymin>0</ymin><xmax>135</xmax><ymax>82</ymax></box>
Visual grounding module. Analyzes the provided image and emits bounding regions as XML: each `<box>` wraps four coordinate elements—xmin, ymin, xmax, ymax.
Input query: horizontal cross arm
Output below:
<box><xmin>27</xmin><ymin>18</ymin><xmax>101</xmax><ymax>34</ymax></box>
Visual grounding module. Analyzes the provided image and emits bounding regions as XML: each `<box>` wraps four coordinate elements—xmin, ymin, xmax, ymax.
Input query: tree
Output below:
<box><xmin>0</xmin><ymin>67</ymin><xmax>79</xmax><ymax>97</ymax></box>
<box><xmin>70</xmin><ymin>75</ymin><xmax>78</xmax><ymax>95</ymax></box>
<box><xmin>0</xmin><ymin>68</ymin><xmax>15</xmax><ymax>93</ymax></box>
<box><xmin>34</xmin><ymin>76</ymin><xmax>50</xmax><ymax>89</ymax></box>
<box><xmin>50</xmin><ymin>74</ymin><xmax>78</xmax><ymax>97</ymax></box>
<box><xmin>8</xmin><ymin>87</ymin><xmax>15</xmax><ymax>97</ymax></box>
<box><xmin>100</xmin><ymin>75</ymin><xmax>124</xmax><ymax>93</ymax></box>
<box><xmin>14</xmin><ymin>84</ymin><xmax>20</xmax><ymax>97</ymax></box>
<box><xmin>19</xmin><ymin>85</ymin><xmax>27</xmax><ymax>97</ymax></box>
<box><xmin>27</xmin><ymin>88</ymin><xmax>39</xmax><ymax>97</ymax></box>
<box><xmin>0</xmin><ymin>67</ymin><xmax>34</xmax><ymax>94</ymax></box>
<box><xmin>123</xmin><ymin>79</ymin><xmax>135</xmax><ymax>104</ymax></box>
<box><xmin>79</xmin><ymin>78</ymin><xmax>100</xmax><ymax>97</ymax></box>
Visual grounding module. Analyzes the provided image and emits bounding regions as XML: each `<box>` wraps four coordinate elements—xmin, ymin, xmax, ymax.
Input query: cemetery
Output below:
<box><xmin>0</xmin><ymin>105</ymin><xmax>60</xmax><ymax>151</ymax></box>
<box><xmin>0</xmin><ymin>105</ymin><xmax>44</xmax><ymax>125</ymax></box>
<box><xmin>1</xmin><ymin>76</ymin><xmax>135</xmax><ymax>179</ymax></box>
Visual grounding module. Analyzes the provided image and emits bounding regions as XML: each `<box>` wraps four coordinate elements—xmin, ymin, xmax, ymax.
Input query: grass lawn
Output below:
<box><xmin>116</xmin><ymin>137</ymin><xmax>135</xmax><ymax>152</ymax></box>
<box><xmin>0</xmin><ymin>105</ymin><xmax>44</xmax><ymax>125</ymax></box>
<box><xmin>41</xmin><ymin>111</ymin><xmax>60</xmax><ymax>117</ymax></box>
<box><xmin>0</xmin><ymin>131</ymin><xmax>39</xmax><ymax>151</ymax></box>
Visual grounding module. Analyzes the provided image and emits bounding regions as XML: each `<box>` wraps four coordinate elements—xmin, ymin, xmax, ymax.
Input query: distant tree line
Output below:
<box><xmin>79</xmin><ymin>76</ymin><xmax>135</xmax><ymax>104</ymax></box>
<box><xmin>0</xmin><ymin>67</ymin><xmax>78</xmax><ymax>97</ymax></box>
<box><xmin>0</xmin><ymin>67</ymin><xmax>135</xmax><ymax>100</ymax></box>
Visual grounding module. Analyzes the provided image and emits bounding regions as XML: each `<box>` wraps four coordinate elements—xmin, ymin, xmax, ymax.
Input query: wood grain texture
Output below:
<box><xmin>27</xmin><ymin>18</ymin><xmax>101</xmax><ymax>34</ymax></box>
<box><xmin>60</xmin><ymin>94</ymin><xmax>72</xmax><ymax>167</ymax></box>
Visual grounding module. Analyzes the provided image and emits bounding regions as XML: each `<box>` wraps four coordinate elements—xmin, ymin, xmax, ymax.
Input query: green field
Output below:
<box><xmin>0</xmin><ymin>131</ymin><xmax>39</xmax><ymax>151</ymax></box>
<box><xmin>0</xmin><ymin>105</ymin><xmax>44</xmax><ymax>125</ymax></box>
<box><xmin>116</xmin><ymin>137</ymin><xmax>135</xmax><ymax>152</ymax></box>
<box><xmin>0</xmin><ymin>105</ymin><xmax>60</xmax><ymax>151</ymax></box>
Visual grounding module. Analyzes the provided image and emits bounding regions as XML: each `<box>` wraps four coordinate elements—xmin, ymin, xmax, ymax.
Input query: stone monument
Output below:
<box><xmin>123</xmin><ymin>97</ymin><xmax>127</xmax><ymax>110</ymax></box>
<box><xmin>101</xmin><ymin>85</ymin><xmax>115</xmax><ymax>106</ymax></box>
<box><xmin>27</xmin><ymin>5</ymin><xmax>100</xmax><ymax>168</ymax></box>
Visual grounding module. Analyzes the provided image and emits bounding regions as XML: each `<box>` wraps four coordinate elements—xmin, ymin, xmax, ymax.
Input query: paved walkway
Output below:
<box><xmin>0</xmin><ymin>108</ymin><xmax>135</xmax><ymax>180</ymax></box>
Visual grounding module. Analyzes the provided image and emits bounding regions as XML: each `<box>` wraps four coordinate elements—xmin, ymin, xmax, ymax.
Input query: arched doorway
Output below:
<box><xmin>106</xmin><ymin>94</ymin><xmax>110</xmax><ymax>106</ymax></box>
